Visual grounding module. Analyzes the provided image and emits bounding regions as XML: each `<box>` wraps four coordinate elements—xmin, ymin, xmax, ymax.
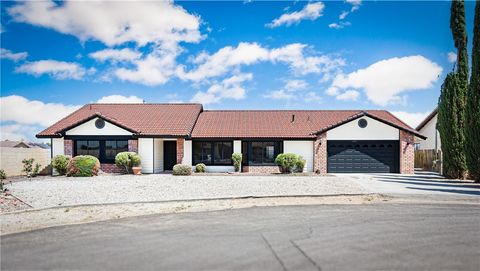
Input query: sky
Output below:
<box><xmin>0</xmin><ymin>0</ymin><xmax>477</xmax><ymax>142</ymax></box>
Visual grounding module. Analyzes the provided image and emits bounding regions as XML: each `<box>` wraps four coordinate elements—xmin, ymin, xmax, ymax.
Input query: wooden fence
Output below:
<box><xmin>414</xmin><ymin>149</ymin><xmax>442</xmax><ymax>173</ymax></box>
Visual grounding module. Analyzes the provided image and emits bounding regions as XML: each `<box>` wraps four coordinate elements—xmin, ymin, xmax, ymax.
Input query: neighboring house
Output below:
<box><xmin>0</xmin><ymin>140</ymin><xmax>50</xmax><ymax>149</ymax></box>
<box><xmin>415</xmin><ymin>108</ymin><xmax>441</xmax><ymax>151</ymax></box>
<box><xmin>36</xmin><ymin>104</ymin><xmax>425</xmax><ymax>174</ymax></box>
<box><xmin>0</xmin><ymin>140</ymin><xmax>51</xmax><ymax>176</ymax></box>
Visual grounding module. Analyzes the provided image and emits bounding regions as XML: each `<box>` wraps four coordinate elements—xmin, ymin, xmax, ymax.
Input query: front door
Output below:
<box><xmin>164</xmin><ymin>141</ymin><xmax>177</xmax><ymax>171</ymax></box>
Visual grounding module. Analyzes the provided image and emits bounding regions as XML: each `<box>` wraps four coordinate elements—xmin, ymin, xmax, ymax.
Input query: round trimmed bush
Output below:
<box><xmin>115</xmin><ymin>152</ymin><xmax>141</xmax><ymax>174</ymax></box>
<box><xmin>275</xmin><ymin>153</ymin><xmax>299</xmax><ymax>173</ymax></box>
<box><xmin>52</xmin><ymin>155</ymin><xmax>70</xmax><ymax>175</ymax></box>
<box><xmin>295</xmin><ymin>156</ymin><xmax>306</xmax><ymax>173</ymax></box>
<box><xmin>66</xmin><ymin>155</ymin><xmax>101</xmax><ymax>177</ymax></box>
<box><xmin>173</xmin><ymin>164</ymin><xmax>192</xmax><ymax>176</ymax></box>
<box><xmin>195</xmin><ymin>163</ymin><xmax>206</xmax><ymax>173</ymax></box>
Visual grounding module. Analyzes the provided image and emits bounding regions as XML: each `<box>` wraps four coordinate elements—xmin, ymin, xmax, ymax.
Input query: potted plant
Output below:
<box><xmin>115</xmin><ymin>152</ymin><xmax>142</xmax><ymax>174</ymax></box>
<box><xmin>131</xmin><ymin>154</ymin><xmax>142</xmax><ymax>175</ymax></box>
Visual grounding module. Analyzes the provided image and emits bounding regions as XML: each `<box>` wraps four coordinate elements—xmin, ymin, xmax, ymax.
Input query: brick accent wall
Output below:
<box><xmin>128</xmin><ymin>139</ymin><xmax>138</xmax><ymax>153</ymax></box>
<box><xmin>313</xmin><ymin>133</ymin><xmax>327</xmax><ymax>174</ymax></box>
<box><xmin>400</xmin><ymin>130</ymin><xmax>415</xmax><ymax>174</ymax></box>
<box><xmin>101</xmin><ymin>163</ymin><xmax>126</xmax><ymax>174</ymax></box>
<box><xmin>64</xmin><ymin>139</ymin><xmax>73</xmax><ymax>156</ymax></box>
<box><xmin>176</xmin><ymin>138</ymin><xmax>184</xmax><ymax>164</ymax></box>
<box><xmin>243</xmin><ymin>166</ymin><xmax>280</xmax><ymax>174</ymax></box>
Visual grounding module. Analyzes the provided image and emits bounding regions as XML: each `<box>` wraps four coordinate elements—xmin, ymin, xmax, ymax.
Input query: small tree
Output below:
<box><xmin>115</xmin><ymin>152</ymin><xmax>141</xmax><ymax>174</ymax></box>
<box><xmin>22</xmin><ymin>158</ymin><xmax>41</xmax><ymax>178</ymax></box>
<box><xmin>232</xmin><ymin>153</ymin><xmax>242</xmax><ymax>172</ymax></box>
<box><xmin>0</xmin><ymin>169</ymin><xmax>6</xmax><ymax>191</ymax></box>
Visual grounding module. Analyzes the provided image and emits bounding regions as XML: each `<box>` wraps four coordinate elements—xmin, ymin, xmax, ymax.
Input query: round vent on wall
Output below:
<box><xmin>95</xmin><ymin>119</ymin><xmax>105</xmax><ymax>129</ymax></box>
<box><xmin>358</xmin><ymin>119</ymin><xmax>368</xmax><ymax>128</ymax></box>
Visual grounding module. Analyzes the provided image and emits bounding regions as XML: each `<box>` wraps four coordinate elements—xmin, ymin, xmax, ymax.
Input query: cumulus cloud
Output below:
<box><xmin>346</xmin><ymin>0</ymin><xmax>362</xmax><ymax>12</ymax></box>
<box><xmin>96</xmin><ymin>95</ymin><xmax>143</xmax><ymax>103</ymax></box>
<box><xmin>447</xmin><ymin>52</ymin><xmax>457</xmax><ymax>63</ymax></box>
<box><xmin>328</xmin><ymin>55</ymin><xmax>442</xmax><ymax>106</ymax></box>
<box><xmin>1</xmin><ymin>48</ymin><xmax>28</xmax><ymax>62</ymax></box>
<box><xmin>15</xmin><ymin>60</ymin><xmax>89</xmax><ymax>80</ymax></box>
<box><xmin>264</xmin><ymin>79</ymin><xmax>321</xmax><ymax>103</ymax></box>
<box><xmin>89</xmin><ymin>48</ymin><xmax>141</xmax><ymax>63</ymax></box>
<box><xmin>8</xmin><ymin>1</ymin><xmax>202</xmax><ymax>47</ymax></box>
<box><xmin>336</xmin><ymin>90</ymin><xmax>359</xmax><ymax>101</ymax></box>
<box><xmin>0</xmin><ymin>123</ymin><xmax>43</xmax><ymax>141</ymax></box>
<box><xmin>328</xmin><ymin>21</ymin><xmax>351</xmax><ymax>29</ymax></box>
<box><xmin>266</xmin><ymin>2</ymin><xmax>325</xmax><ymax>28</ymax></box>
<box><xmin>191</xmin><ymin>73</ymin><xmax>252</xmax><ymax>105</ymax></box>
<box><xmin>391</xmin><ymin>111</ymin><xmax>430</xmax><ymax>128</ymax></box>
<box><xmin>178</xmin><ymin>42</ymin><xmax>344</xmax><ymax>82</ymax></box>
<box><xmin>284</xmin><ymin>79</ymin><xmax>308</xmax><ymax>91</ymax></box>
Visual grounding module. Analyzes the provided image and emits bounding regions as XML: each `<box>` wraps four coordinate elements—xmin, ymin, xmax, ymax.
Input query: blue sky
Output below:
<box><xmin>0</xmin><ymin>1</ymin><xmax>477</xmax><ymax>141</ymax></box>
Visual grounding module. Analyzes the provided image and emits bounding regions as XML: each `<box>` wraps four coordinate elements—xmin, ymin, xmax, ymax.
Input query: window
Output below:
<box><xmin>105</xmin><ymin>140</ymin><xmax>128</xmax><ymax>160</ymax></box>
<box><xmin>246</xmin><ymin>141</ymin><xmax>282</xmax><ymax>165</ymax></box>
<box><xmin>76</xmin><ymin>140</ymin><xmax>100</xmax><ymax>157</ymax></box>
<box><xmin>192</xmin><ymin>141</ymin><xmax>233</xmax><ymax>165</ymax></box>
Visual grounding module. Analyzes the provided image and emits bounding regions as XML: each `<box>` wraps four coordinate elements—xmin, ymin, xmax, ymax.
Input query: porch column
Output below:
<box><xmin>64</xmin><ymin>139</ymin><xmax>73</xmax><ymax>156</ymax></box>
<box><xmin>176</xmin><ymin>138</ymin><xmax>185</xmax><ymax>164</ymax></box>
<box><xmin>399</xmin><ymin>130</ymin><xmax>415</xmax><ymax>174</ymax></box>
<box><xmin>313</xmin><ymin>133</ymin><xmax>327</xmax><ymax>174</ymax></box>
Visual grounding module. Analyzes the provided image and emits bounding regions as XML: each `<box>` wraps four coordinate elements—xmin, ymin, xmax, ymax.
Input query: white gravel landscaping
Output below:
<box><xmin>5</xmin><ymin>174</ymin><xmax>369</xmax><ymax>209</ymax></box>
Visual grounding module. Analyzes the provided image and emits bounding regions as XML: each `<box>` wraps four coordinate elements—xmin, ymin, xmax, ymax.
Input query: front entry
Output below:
<box><xmin>163</xmin><ymin>141</ymin><xmax>177</xmax><ymax>171</ymax></box>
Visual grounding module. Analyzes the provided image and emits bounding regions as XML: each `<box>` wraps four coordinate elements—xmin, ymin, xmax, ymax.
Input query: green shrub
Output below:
<box><xmin>195</xmin><ymin>163</ymin><xmax>206</xmax><ymax>173</ymax></box>
<box><xmin>115</xmin><ymin>152</ymin><xmax>141</xmax><ymax>174</ymax></box>
<box><xmin>22</xmin><ymin>158</ymin><xmax>41</xmax><ymax>177</ymax></box>
<box><xmin>295</xmin><ymin>156</ymin><xmax>306</xmax><ymax>173</ymax></box>
<box><xmin>232</xmin><ymin>153</ymin><xmax>242</xmax><ymax>172</ymax></box>
<box><xmin>275</xmin><ymin>153</ymin><xmax>299</xmax><ymax>173</ymax></box>
<box><xmin>52</xmin><ymin>155</ymin><xmax>70</xmax><ymax>175</ymax></box>
<box><xmin>172</xmin><ymin>164</ymin><xmax>192</xmax><ymax>175</ymax></box>
<box><xmin>66</xmin><ymin>155</ymin><xmax>100</xmax><ymax>177</ymax></box>
<box><xmin>0</xmin><ymin>169</ymin><xmax>6</xmax><ymax>191</ymax></box>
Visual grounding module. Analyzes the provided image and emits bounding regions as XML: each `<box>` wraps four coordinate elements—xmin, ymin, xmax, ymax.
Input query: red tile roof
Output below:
<box><xmin>37</xmin><ymin>103</ymin><xmax>203</xmax><ymax>138</ymax></box>
<box><xmin>191</xmin><ymin>110</ymin><xmax>424</xmax><ymax>139</ymax></box>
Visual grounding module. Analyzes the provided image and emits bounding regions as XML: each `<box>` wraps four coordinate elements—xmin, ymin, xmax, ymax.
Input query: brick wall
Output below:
<box><xmin>176</xmin><ymin>138</ymin><xmax>184</xmax><ymax>164</ymax></box>
<box><xmin>64</xmin><ymin>139</ymin><xmax>73</xmax><ymax>156</ymax></box>
<box><xmin>313</xmin><ymin>133</ymin><xmax>327</xmax><ymax>174</ymax></box>
<box><xmin>128</xmin><ymin>139</ymin><xmax>138</xmax><ymax>153</ymax></box>
<box><xmin>400</xmin><ymin>130</ymin><xmax>415</xmax><ymax>174</ymax></box>
<box><xmin>100</xmin><ymin>163</ymin><xmax>126</xmax><ymax>174</ymax></box>
<box><xmin>243</xmin><ymin>166</ymin><xmax>280</xmax><ymax>174</ymax></box>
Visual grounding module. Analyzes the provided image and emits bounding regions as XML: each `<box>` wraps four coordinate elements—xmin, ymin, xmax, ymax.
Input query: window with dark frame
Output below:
<box><xmin>105</xmin><ymin>140</ymin><xmax>129</xmax><ymax>160</ymax></box>
<box><xmin>75</xmin><ymin>139</ymin><xmax>129</xmax><ymax>163</ymax></box>
<box><xmin>192</xmin><ymin>141</ymin><xmax>233</xmax><ymax>165</ymax></box>
<box><xmin>243</xmin><ymin>141</ymin><xmax>282</xmax><ymax>165</ymax></box>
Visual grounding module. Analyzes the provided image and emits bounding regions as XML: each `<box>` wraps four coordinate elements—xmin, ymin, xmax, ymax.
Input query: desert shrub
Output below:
<box><xmin>52</xmin><ymin>155</ymin><xmax>70</xmax><ymax>175</ymax></box>
<box><xmin>195</xmin><ymin>163</ymin><xmax>206</xmax><ymax>173</ymax></box>
<box><xmin>22</xmin><ymin>158</ymin><xmax>41</xmax><ymax>177</ymax></box>
<box><xmin>0</xmin><ymin>169</ymin><xmax>6</xmax><ymax>191</ymax></box>
<box><xmin>115</xmin><ymin>152</ymin><xmax>141</xmax><ymax>174</ymax></box>
<box><xmin>275</xmin><ymin>153</ymin><xmax>299</xmax><ymax>173</ymax></box>
<box><xmin>173</xmin><ymin>164</ymin><xmax>192</xmax><ymax>176</ymax></box>
<box><xmin>66</xmin><ymin>155</ymin><xmax>100</xmax><ymax>177</ymax></box>
<box><xmin>295</xmin><ymin>156</ymin><xmax>306</xmax><ymax>173</ymax></box>
<box><xmin>232</xmin><ymin>153</ymin><xmax>242</xmax><ymax>172</ymax></box>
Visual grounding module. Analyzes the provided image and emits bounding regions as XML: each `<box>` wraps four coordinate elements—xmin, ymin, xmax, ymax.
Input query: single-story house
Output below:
<box><xmin>37</xmin><ymin>103</ymin><xmax>425</xmax><ymax>174</ymax></box>
<box><xmin>415</xmin><ymin>107</ymin><xmax>440</xmax><ymax>151</ymax></box>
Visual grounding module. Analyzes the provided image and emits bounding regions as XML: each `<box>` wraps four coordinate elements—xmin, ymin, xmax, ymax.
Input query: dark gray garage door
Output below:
<box><xmin>327</xmin><ymin>140</ymin><xmax>399</xmax><ymax>173</ymax></box>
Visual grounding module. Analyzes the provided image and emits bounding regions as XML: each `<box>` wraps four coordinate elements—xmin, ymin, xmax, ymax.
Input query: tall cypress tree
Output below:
<box><xmin>465</xmin><ymin>1</ymin><xmax>480</xmax><ymax>182</ymax></box>
<box><xmin>437</xmin><ymin>0</ymin><xmax>468</xmax><ymax>179</ymax></box>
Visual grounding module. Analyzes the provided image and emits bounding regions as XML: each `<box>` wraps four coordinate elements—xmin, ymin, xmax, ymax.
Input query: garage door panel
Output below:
<box><xmin>327</xmin><ymin>140</ymin><xmax>399</xmax><ymax>173</ymax></box>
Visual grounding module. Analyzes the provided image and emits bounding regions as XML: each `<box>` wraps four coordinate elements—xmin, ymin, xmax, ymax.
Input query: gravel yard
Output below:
<box><xmin>4</xmin><ymin>174</ymin><xmax>369</xmax><ymax>209</ymax></box>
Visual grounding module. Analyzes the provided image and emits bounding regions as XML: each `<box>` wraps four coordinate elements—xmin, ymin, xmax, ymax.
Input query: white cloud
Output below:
<box><xmin>346</xmin><ymin>0</ymin><xmax>362</xmax><ymax>12</ymax></box>
<box><xmin>264</xmin><ymin>79</ymin><xmax>322</xmax><ymax>103</ymax></box>
<box><xmin>96</xmin><ymin>95</ymin><xmax>143</xmax><ymax>104</ymax></box>
<box><xmin>391</xmin><ymin>111</ymin><xmax>430</xmax><ymax>128</ymax></box>
<box><xmin>0</xmin><ymin>95</ymin><xmax>80</xmax><ymax>127</ymax></box>
<box><xmin>178</xmin><ymin>42</ymin><xmax>344</xmax><ymax>82</ymax></box>
<box><xmin>15</xmin><ymin>60</ymin><xmax>88</xmax><ymax>80</ymax></box>
<box><xmin>0</xmin><ymin>124</ymin><xmax>43</xmax><ymax>142</ymax></box>
<box><xmin>304</xmin><ymin>91</ymin><xmax>322</xmax><ymax>103</ymax></box>
<box><xmin>336</xmin><ymin>90</ymin><xmax>359</xmax><ymax>101</ymax></box>
<box><xmin>191</xmin><ymin>73</ymin><xmax>252</xmax><ymax>105</ymax></box>
<box><xmin>266</xmin><ymin>2</ymin><xmax>325</xmax><ymax>28</ymax></box>
<box><xmin>329</xmin><ymin>55</ymin><xmax>442</xmax><ymax>106</ymax></box>
<box><xmin>1</xmin><ymin>48</ymin><xmax>28</xmax><ymax>62</ymax></box>
<box><xmin>285</xmin><ymin>79</ymin><xmax>308</xmax><ymax>91</ymax></box>
<box><xmin>447</xmin><ymin>52</ymin><xmax>457</xmax><ymax>63</ymax></box>
<box><xmin>8</xmin><ymin>1</ymin><xmax>202</xmax><ymax>47</ymax></box>
<box><xmin>264</xmin><ymin>89</ymin><xmax>296</xmax><ymax>100</ymax></box>
<box><xmin>328</xmin><ymin>21</ymin><xmax>351</xmax><ymax>29</ymax></box>
<box><xmin>89</xmin><ymin>48</ymin><xmax>141</xmax><ymax>63</ymax></box>
<box><xmin>339</xmin><ymin>11</ymin><xmax>349</xmax><ymax>20</ymax></box>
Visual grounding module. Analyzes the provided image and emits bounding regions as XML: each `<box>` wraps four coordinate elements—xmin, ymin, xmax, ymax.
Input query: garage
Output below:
<box><xmin>327</xmin><ymin>140</ymin><xmax>399</xmax><ymax>173</ymax></box>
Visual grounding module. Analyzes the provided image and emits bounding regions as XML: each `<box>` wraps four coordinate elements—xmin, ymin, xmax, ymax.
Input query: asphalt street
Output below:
<box><xmin>2</xmin><ymin>203</ymin><xmax>479</xmax><ymax>270</ymax></box>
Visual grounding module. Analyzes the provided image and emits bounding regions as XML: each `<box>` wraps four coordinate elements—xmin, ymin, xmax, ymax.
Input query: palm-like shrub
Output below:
<box><xmin>52</xmin><ymin>155</ymin><xmax>70</xmax><ymax>175</ymax></box>
<box><xmin>173</xmin><ymin>164</ymin><xmax>192</xmax><ymax>175</ymax></box>
<box><xmin>195</xmin><ymin>163</ymin><xmax>206</xmax><ymax>173</ymax></box>
<box><xmin>66</xmin><ymin>155</ymin><xmax>100</xmax><ymax>177</ymax></box>
<box><xmin>232</xmin><ymin>153</ymin><xmax>242</xmax><ymax>172</ymax></box>
<box><xmin>115</xmin><ymin>152</ymin><xmax>141</xmax><ymax>174</ymax></box>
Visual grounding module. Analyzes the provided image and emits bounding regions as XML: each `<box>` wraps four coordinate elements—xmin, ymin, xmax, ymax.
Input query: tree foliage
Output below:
<box><xmin>465</xmin><ymin>1</ymin><xmax>480</xmax><ymax>181</ymax></box>
<box><xmin>438</xmin><ymin>0</ymin><xmax>468</xmax><ymax>179</ymax></box>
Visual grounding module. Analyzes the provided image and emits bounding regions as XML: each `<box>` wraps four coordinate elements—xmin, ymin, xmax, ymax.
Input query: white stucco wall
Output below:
<box><xmin>154</xmin><ymin>139</ymin><xmax>164</xmax><ymax>173</ymax></box>
<box><xmin>65</xmin><ymin>117</ymin><xmax>132</xmax><ymax>136</ymax></box>
<box><xmin>52</xmin><ymin>138</ymin><xmax>65</xmax><ymax>156</ymax></box>
<box><xmin>183</xmin><ymin>140</ymin><xmax>192</xmax><ymax>166</ymax></box>
<box><xmin>416</xmin><ymin>114</ymin><xmax>440</xmax><ymax>150</ymax></box>
<box><xmin>138</xmin><ymin>138</ymin><xmax>154</xmax><ymax>173</ymax></box>
<box><xmin>283</xmin><ymin>141</ymin><xmax>314</xmax><ymax>172</ymax></box>
<box><xmin>327</xmin><ymin>116</ymin><xmax>399</xmax><ymax>140</ymax></box>
<box><xmin>233</xmin><ymin>140</ymin><xmax>241</xmax><ymax>154</ymax></box>
<box><xmin>205</xmin><ymin>166</ymin><xmax>235</xmax><ymax>173</ymax></box>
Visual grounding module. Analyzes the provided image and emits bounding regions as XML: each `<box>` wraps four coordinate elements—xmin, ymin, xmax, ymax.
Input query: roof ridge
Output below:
<box><xmin>88</xmin><ymin>103</ymin><xmax>202</xmax><ymax>106</ymax></box>
<box><xmin>202</xmin><ymin>109</ymin><xmax>365</xmax><ymax>112</ymax></box>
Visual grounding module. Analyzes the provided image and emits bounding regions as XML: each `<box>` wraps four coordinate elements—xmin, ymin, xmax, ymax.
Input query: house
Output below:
<box><xmin>0</xmin><ymin>140</ymin><xmax>51</xmax><ymax>176</ymax></box>
<box><xmin>36</xmin><ymin>103</ymin><xmax>425</xmax><ymax>174</ymax></box>
<box><xmin>415</xmin><ymin>108</ymin><xmax>440</xmax><ymax>151</ymax></box>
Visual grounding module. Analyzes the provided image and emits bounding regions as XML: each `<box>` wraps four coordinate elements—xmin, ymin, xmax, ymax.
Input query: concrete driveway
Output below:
<box><xmin>342</xmin><ymin>171</ymin><xmax>480</xmax><ymax>198</ymax></box>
